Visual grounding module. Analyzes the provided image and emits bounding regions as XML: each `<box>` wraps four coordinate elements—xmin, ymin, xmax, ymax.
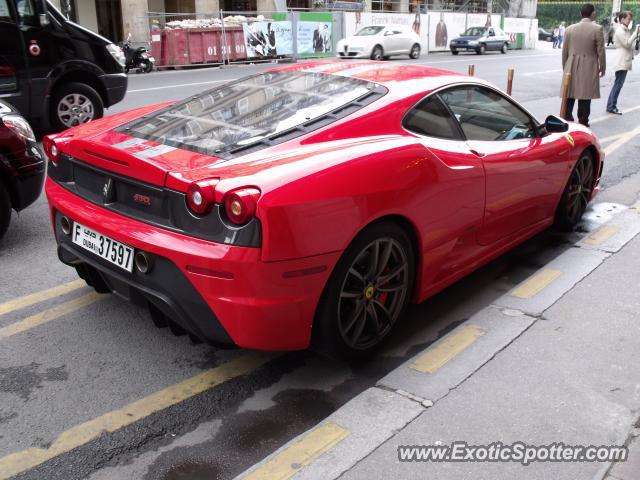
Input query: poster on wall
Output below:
<box><xmin>428</xmin><ymin>12</ymin><xmax>465</xmax><ymax>52</ymax></box>
<box><xmin>242</xmin><ymin>21</ymin><xmax>293</xmax><ymax>58</ymax></box>
<box><xmin>298</xmin><ymin>22</ymin><xmax>333</xmax><ymax>55</ymax></box>
<box><xmin>344</xmin><ymin>12</ymin><xmax>428</xmax><ymax>51</ymax></box>
<box><xmin>466</xmin><ymin>13</ymin><xmax>502</xmax><ymax>29</ymax></box>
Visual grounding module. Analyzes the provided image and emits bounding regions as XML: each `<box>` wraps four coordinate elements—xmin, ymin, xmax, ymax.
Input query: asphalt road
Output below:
<box><xmin>2</xmin><ymin>45</ymin><xmax>640</xmax><ymax>480</ymax></box>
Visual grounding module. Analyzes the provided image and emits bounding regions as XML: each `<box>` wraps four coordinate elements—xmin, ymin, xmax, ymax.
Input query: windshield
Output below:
<box><xmin>463</xmin><ymin>27</ymin><xmax>488</xmax><ymax>36</ymax></box>
<box><xmin>355</xmin><ymin>26</ymin><xmax>385</xmax><ymax>36</ymax></box>
<box><xmin>122</xmin><ymin>71</ymin><xmax>378</xmax><ymax>156</ymax></box>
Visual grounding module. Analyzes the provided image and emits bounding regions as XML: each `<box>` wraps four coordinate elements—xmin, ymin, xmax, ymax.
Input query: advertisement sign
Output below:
<box><xmin>298</xmin><ymin>22</ymin><xmax>333</xmax><ymax>55</ymax></box>
<box><xmin>428</xmin><ymin>12</ymin><xmax>466</xmax><ymax>52</ymax></box>
<box><xmin>242</xmin><ymin>21</ymin><xmax>293</xmax><ymax>58</ymax></box>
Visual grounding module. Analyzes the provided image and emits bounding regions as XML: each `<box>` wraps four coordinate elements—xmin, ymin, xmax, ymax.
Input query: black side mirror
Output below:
<box><xmin>544</xmin><ymin>115</ymin><xmax>569</xmax><ymax>133</ymax></box>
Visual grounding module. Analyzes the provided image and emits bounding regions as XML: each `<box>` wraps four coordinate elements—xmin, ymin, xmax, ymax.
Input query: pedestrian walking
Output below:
<box><xmin>607</xmin><ymin>16</ymin><xmax>619</xmax><ymax>46</ymax></box>
<box><xmin>553</xmin><ymin>26</ymin><xmax>560</xmax><ymax>48</ymax></box>
<box><xmin>561</xmin><ymin>3</ymin><xmax>606</xmax><ymax>127</ymax></box>
<box><xmin>558</xmin><ymin>22</ymin><xmax>566</xmax><ymax>47</ymax></box>
<box><xmin>606</xmin><ymin>12</ymin><xmax>640</xmax><ymax>114</ymax></box>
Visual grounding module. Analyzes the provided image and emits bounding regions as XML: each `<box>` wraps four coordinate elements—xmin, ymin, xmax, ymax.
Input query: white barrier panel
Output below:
<box><xmin>428</xmin><ymin>12</ymin><xmax>466</xmax><ymax>52</ymax></box>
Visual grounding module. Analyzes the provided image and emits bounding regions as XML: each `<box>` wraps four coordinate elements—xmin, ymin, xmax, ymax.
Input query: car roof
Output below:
<box><xmin>270</xmin><ymin>60</ymin><xmax>486</xmax><ymax>99</ymax></box>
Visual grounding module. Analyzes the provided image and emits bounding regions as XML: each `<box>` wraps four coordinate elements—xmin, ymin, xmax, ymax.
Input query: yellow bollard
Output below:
<box><xmin>468</xmin><ymin>64</ymin><xmax>475</xmax><ymax>76</ymax></box>
<box><xmin>507</xmin><ymin>68</ymin><xmax>514</xmax><ymax>96</ymax></box>
<box><xmin>560</xmin><ymin>72</ymin><xmax>572</xmax><ymax>119</ymax></box>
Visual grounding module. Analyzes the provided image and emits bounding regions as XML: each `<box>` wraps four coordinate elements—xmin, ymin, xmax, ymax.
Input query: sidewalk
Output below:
<box><xmin>236</xmin><ymin>192</ymin><xmax>640</xmax><ymax>479</ymax></box>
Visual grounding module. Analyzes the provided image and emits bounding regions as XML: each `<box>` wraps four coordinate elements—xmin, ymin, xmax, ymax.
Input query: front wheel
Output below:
<box><xmin>313</xmin><ymin>222</ymin><xmax>415</xmax><ymax>359</ymax></box>
<box><xmin>50</xmin><ymin>82</ymin><xmax>104</xmax><ymax>132</ymax></box>
<box><xmin>409</xmin><ymin>43</ymin><xmax>421</xmax><ymax>59</ymax></box>
<box><xmin>501</xmin><ymin>43</ymin><xmax>508</xmax><ymax>54</ymax></box>
<box><xmin>0</xmin><ymin>182</ymin><xmax>11</xmax><ymax>241</ymax></box>
<box><xmin>555</xmin><ymin>150</ymin><xmax>595</xmax><ymax>231</ymax></box>
<box><xmin>476</xmin><ymin>44</ymin><xmax>486</xmax><ymax>55</ymax></box>
<box><xmin>451</xmin><ymin>49</ymin><xmax>459</xmax><ymax>55</ymax></box>
<box><xmin>371</xmin><ymin>45</ymin><xmax>383</xmax><ymax>61</ymax></box>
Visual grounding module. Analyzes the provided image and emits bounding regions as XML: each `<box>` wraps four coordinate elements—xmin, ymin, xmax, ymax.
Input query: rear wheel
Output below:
<box><xmin>409</xmin><ymin>43</ymin><xmax>421</xmax><ymax>59</ymax></box>
<box><xmin>501</xmin><ymin>42</ymin><xmax>508</xmax><ymax>54</ymax></box>
<box><xmin>51</xmin><ymin>82</ymin><xmax>104</xmax><ymax>132</ymax></box>
<box><xmin>371</xmin><ymin>45</ymin><xmax>383</xmax><ymax>61</ymax></box>
<box><xmin>555</xmin><ymin>150</ymin><xmax>595</xmax><ymax>231</ymax></box>
<box><xmin>143</xmin><ymin>59</ymin><xmax>154</xmax><ymax>73</ymax></box>
<box><xmin>0</xmin><ymin>182</ymin><xmax>11</xmax><ymax>241</ymax></box>
<box><xmin>313</xmin><ymin>222</ymin><xmax>415</xmax><ymax>359</ymax></box>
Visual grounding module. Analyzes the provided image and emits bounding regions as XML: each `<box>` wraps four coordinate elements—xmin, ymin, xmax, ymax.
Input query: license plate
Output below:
<box><xmin>72</xmin><ymin>222</ymin><xmax>134</xmax><ymax>272</ymax></box>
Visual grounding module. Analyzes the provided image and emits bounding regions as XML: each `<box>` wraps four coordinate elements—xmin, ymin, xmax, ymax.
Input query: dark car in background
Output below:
<box><xmin>450</xmin><ymin>27</ymin><xmax>510</xmax><ymax>55</ymax></box>
<box><xmin>539</xmin><ymin>28</ymin><xmax>555</xmax><ymax>42</ymax></box>
<box><xmin>0</xmin><ymin>0</ymin><xmax>127</xmax><ymax>132</ymax></box>
<box><xmin>0</xmin><ymin>99</ymin><xmax>45</xmax><ymax>240</ymax></box>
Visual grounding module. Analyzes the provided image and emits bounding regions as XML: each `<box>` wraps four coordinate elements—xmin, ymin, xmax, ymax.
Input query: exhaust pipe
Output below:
<box><xmin>60</xmin><ymin>216</ymin><xmax>72</xmax><ymax>236</ymax></box>
<box><xmin>134</xmin><ymin>251</ymin><xmax>153</xmax><ymax>274</ymax></box>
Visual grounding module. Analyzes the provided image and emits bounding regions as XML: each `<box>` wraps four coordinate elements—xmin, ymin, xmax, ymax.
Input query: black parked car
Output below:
<box><xmin>539</xmin><ymin>28</ymin><xmax>555</xmax><ymax>42</ymax></box>
<box><xmin>0</xmin><ymin>0</ymin><xmax>127</xmax><ymax>132</ymax></box>
<box><xmin>0</xmin><ymin>100</ymin><xmax>46</xmax><ymax>240</ymax></box>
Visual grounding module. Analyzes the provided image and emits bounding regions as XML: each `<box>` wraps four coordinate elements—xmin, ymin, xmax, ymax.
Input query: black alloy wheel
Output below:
<box><xmin>501</xmin><ymin>42</ymin><xmax>508</xmax><ymax>54</ymax></box>
<box><xmin>313</xmin><ymin>222</ymin><xmax>415</xmax><ymax>359</ymax></box>
<box><xmin>555</xmin><ymin>150</ymin><xmax>595</xmax><ymax>231</ymax></box>
<box><xmin>409</xmin><ymin>44</ymin><xmax>421</xmax><ymax>59</ymax></box>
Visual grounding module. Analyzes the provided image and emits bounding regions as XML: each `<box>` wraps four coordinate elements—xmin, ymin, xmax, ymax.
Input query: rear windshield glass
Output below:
<box><xmin>121</xmin><ymin>71</ymin><xmax>379</xmax><ymax>156</ymax></box>
<box><xmin>355</xmin><ymin>26</ymin><xmax>385</xmax><ymax>36</ymax></box>
<box><xmin>463</xmin><ymin>27</ymin><xmax>487</xmax><ymax>36</ymax></box>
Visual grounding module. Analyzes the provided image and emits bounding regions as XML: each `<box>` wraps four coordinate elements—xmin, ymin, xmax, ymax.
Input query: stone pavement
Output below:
<box><xmin>236</xmin><ymin>195</ymin><xmax>640</xmax><ymax>479</ymax></box>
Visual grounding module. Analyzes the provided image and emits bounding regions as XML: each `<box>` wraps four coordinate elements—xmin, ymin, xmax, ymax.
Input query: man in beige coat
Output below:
<box><xmin>606</xmin><ymin>11</ymin><xmax>640</xmax><ymax>114</ymax></box>
<box><xmin>561</xmin><ymin>3</ymin><xmax>606</xmax><ymax>126</ymax></box>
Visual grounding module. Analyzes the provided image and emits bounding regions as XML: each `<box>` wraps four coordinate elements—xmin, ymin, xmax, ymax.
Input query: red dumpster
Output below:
<box><xmin>164</xmin><ymin>28</ymin><xmax>190</xmax><ymax>66</ymax></box>
<box><xmin>150</xmin><ymin>32</ymin><xmax>162</xmax><ymax>66</ymax></box>
<box><xmin>203</xmin><ymin>29</ymin><xmax>223</xmax><ymax>63</ymax></box>
<box><xmin>188</xmin><ymin>29</ymin><xmax>206</xmax><ymax>63</ymax></box>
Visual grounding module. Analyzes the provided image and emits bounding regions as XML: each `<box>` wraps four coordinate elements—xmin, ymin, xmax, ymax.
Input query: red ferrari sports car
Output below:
<box><xmin>44</xmin><ymin>61</ymin><xmax>603</xmax><ymax>357</ymax></box>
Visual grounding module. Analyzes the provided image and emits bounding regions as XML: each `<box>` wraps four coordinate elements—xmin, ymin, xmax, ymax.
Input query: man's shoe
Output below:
<box><xmin>607</xmin><ymin>109</ymin><xmax>623</xmax><ymax>115</ymax></box>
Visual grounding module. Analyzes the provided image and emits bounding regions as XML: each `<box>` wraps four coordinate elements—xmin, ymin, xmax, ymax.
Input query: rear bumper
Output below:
<box><xmin>101</xmin><ymin>73</ymin><xmax>127</xmax><ymax>107</ymax></box>
<box><xmin>46</xmin><ymin>178</ymin><xmax>340</xmax><ymax>351</ymax></box>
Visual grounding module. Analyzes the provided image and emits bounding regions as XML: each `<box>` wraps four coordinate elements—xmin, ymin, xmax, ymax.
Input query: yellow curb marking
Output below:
<box><xmin>410</xmin><ymin>325</ymin><xmax>486</xmax><ymax>374</ymax></box>
<box><xmin>243</xmin><ymin>422</ymin><xmax>350</xmax><ymax>480</ymax></box>
<box><xmin>583</xmin><ymin>225</ymin><xmax>620</xmax><ymax>246</ymax></box>
<box><xmin>0</xmin><ymin>280</ymin><xmax>86</xmax><ymax>316</ymax></box>
<box><xmin>0</xmin><ymin>292</ymin><xmax>104</xmax><ymax>339</ymax></box>
<box><xmin>510</xmin><ymin>268</ymin><xmax>562</xmax><ymax>299</ymax></box>
<box><xmin>0</xmin><ymin>352</ymin><xmax>275</xmax><ymax>480</ymax></box>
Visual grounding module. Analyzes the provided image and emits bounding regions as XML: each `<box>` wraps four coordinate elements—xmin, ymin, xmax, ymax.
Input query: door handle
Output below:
<box><xmin>469</xmin><ymin>149</ymin><xmax>486</xmax><ymax>158</ymax></box>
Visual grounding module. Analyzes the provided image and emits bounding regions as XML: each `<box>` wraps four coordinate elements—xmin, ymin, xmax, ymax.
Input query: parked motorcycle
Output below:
<box><xmin>122</xmin><ymin>33</ymin><xmax>154</xmax><ymax>74</ymax></box>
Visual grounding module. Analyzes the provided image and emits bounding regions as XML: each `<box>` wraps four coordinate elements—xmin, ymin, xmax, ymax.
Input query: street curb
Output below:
<box><xmin>234</xmin><ymin>203</ymin><xmax>640</xmax><ymax>480</ymax></box>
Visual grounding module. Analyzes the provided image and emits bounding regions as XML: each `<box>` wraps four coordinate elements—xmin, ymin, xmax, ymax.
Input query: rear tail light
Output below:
<box><xmin>42</xmin><ymin>135</ymin><xmax>60</xmax><ymax>165</ymax></box>
<box><xmin>224</xmin><ymin>187</ymin><xmax>261</xmax><ymax>225</ymax></box>
<box><xmin>186</xmin><ymin>178</ymin><xmax>219</xmax><ymax>216</ymax></box>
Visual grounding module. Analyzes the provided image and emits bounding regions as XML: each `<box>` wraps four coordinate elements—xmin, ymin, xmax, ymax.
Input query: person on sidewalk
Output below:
<box><xmin>561</xmin><ymin>3</ymin><xmax>606</xmax><ymax>127</ymax></box>
<box><xmin>553</xmin><ymin>26</ymin><xmax>560</xmax><ymax>48</ymax></box>
<box><xmin>558</xmin><ymin>22</ymin><xmax>566</xmax><ymax>48</ymax></box>
<box><xmin>606</xmin><ymin>12</ymin><xmax>640</xmax><ymax>114</ymax></box>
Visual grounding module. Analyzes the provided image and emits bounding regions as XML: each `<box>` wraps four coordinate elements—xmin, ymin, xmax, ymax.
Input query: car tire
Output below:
<box><xmin>0</xmin><ymin>182</ymin><xmax>11</xmax><ymax>242</ymax></box>
<box><xmin>312</xmin><ymin>221</ymin><xmax>416</xmax><ymax>360</ymax></box>
<box><xmin>554</xmin><ymin>150</ymin><xmax>595</xmax><ymax>231</ymax></box>
<box><xmin>451</xmin><ymin>49</ymin><xmax>459</xmax><ymax>55</ymax></box>
<box><xmin>501</xmin><ymin>43</ymin><xmax>508</xmax><ymax>54</ymax></box>
<box><xmin>371</xmin><ymin>45</ymin><xmax>383</xmax><ymax>61</ymax></box>
<box><xmin>476</xmin><ymin>44</ymin><xmax>486</xmax><ymax>55</ymax></box>
<box><xmin>409</xmin><ymin>43</ymin><xmax>421</xmax><ymax>59</ymax></box>
<box><xmin>50</xmin><ymin>82</ymin><xmax>104</xmax><ymax>132</ymax></box>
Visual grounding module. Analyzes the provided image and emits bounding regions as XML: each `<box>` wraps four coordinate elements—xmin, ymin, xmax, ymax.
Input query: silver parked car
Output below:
<box><xmin>337</xmin><ymin>25</ymin><xmax>422</xmax><ymax>60</ymax></box>
<box><xmin>449</xmin><ymin>27</ymin><xmax>510</xmax><ymax>55</ymax></box>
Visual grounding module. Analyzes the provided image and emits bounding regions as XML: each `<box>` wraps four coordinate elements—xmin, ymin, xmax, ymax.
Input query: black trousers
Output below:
<box><xmin>564</xmin><ymin>98</ymin><xmax>591</xmax><ymax>126</ymax></box>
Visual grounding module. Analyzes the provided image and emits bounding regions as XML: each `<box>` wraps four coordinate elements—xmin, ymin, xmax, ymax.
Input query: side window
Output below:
<box><xmin>439</xmin><ymin>86</ymin><xmax>536</xmax><ymax>141</ymax></box>
<box><xmin>403</xmin><ymin>94</ymin><xmax>463</xmax><ymax>140</ymax></box>
<box><xmin>0</xmin><ymin>0</ymin><xmax>12</xmax><ymax>22</ymax></box>
<box><xmin>15</xmin><ymin>0</ymin><xmax>37</xmax><ymax>26</ymax></box>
